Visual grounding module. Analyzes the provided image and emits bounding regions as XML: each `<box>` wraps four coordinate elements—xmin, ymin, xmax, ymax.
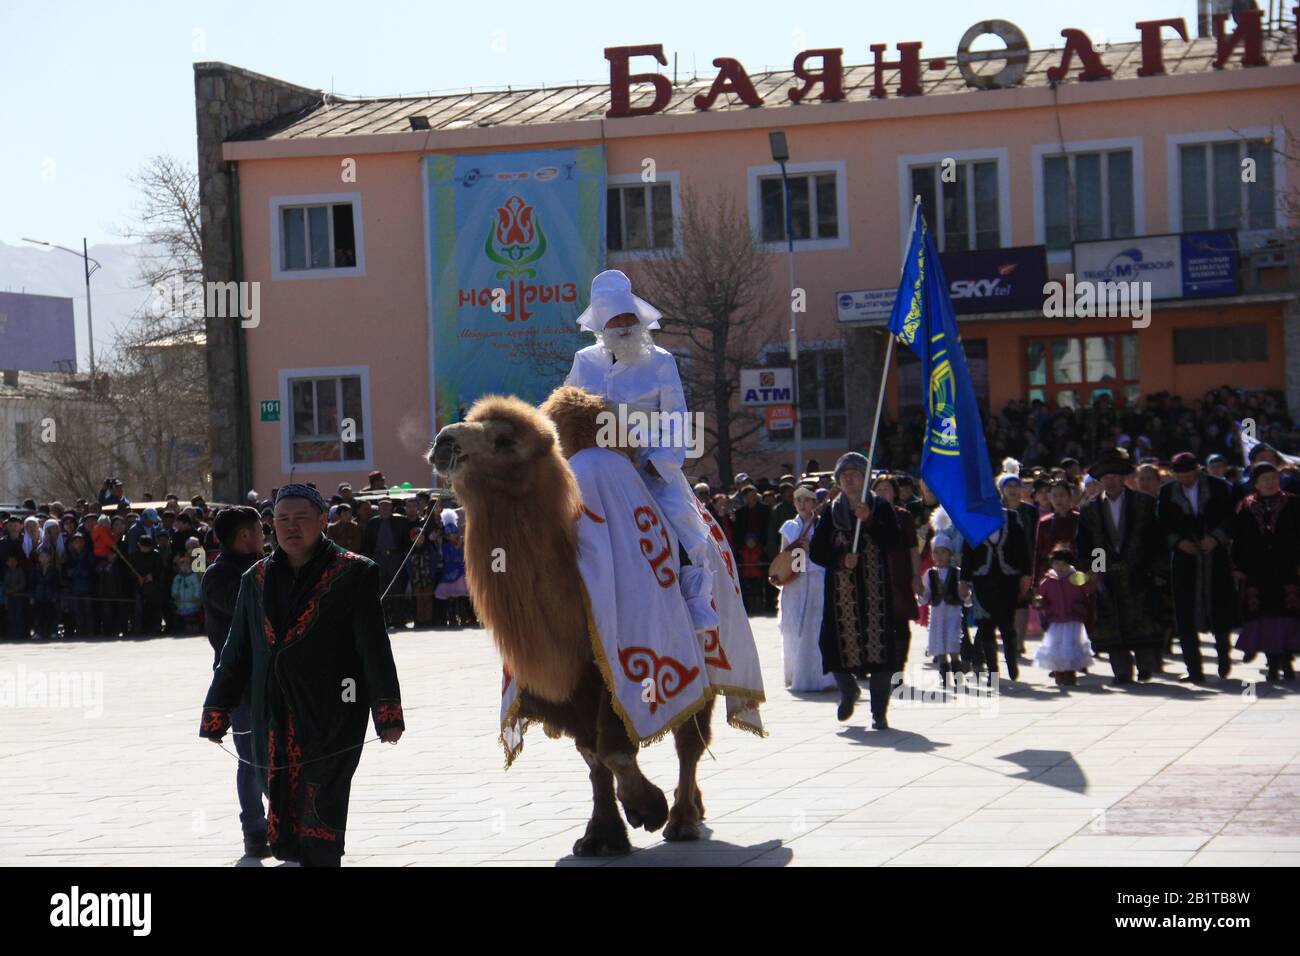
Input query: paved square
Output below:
<box><xmin>1</xmin><ymin>619</ymin><xmax>1298</xmax><ymax>866</ymax></box>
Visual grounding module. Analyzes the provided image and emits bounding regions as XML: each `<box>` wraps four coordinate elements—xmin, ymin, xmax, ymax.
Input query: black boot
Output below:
<box><xmin>243</xmin><ymin>831</ymin><xmax>272</xmax><ymax>859</ymax></box>
<box><xmin>834</xmin><ymin>672</ymin><xmax>860</xmax><ymax>721</ymax></box>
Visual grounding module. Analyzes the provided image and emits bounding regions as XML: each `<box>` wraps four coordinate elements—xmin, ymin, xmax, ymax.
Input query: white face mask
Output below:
<box><xmin>597</xmin><ymin>324</ymin><xmax>654</xmax><ymax>365</ymax></box>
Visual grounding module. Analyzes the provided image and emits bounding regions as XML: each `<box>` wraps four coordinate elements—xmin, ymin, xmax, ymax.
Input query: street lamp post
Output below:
<box><xmin>21</xmin><ymin>237</ymin><xmax>100</xmax><ymax>399</ymax></box>
<box><xmin>768</xmin><ymin>131</ymin><xmax>802</xmax><ymax>480</ymax></box>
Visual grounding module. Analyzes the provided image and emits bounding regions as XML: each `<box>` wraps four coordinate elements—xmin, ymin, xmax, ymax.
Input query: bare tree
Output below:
<box><xmin>98</xmin><ymin>154</ymin><xmax>211</xmax><ymax>497</ymax></box>
<box><xmin>627</xmin><ymin>189</ymin><xmax>781</xmax><ymax>484</ymax></box>
<box><xmin>120</xmin><ymin>154</ymin><xmax>204</xmax><ymax>308</ymax></box>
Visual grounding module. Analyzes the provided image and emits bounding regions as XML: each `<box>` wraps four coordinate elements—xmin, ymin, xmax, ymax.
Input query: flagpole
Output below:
<box><xmin>851</xmin><ymin>195</ymin><xmax>921</xmax><ymax>553</ymax></box>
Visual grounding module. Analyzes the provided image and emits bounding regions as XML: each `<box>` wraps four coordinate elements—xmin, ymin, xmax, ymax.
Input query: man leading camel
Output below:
<box><xmin>199</xmin><ymin>484</ymin><xmax>405</xmax><ymax>867</ymax></box>
<box><xmin>565</xmin><ymin>269</ymin><xmax>719</xmax><ymax>634</ymax></box>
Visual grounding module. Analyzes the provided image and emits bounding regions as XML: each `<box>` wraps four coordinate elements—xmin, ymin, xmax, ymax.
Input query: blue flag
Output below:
<box><xmin>887</xmin><ymin>206</ymin><xmax>1003</xmax><ymax>547</ymax></box>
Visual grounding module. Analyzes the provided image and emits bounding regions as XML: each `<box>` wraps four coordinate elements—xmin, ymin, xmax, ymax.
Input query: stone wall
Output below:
<box><xmin>194</xmin><ymin>63</ymin><xmax>322</xmax><ymax>501</ymax></box>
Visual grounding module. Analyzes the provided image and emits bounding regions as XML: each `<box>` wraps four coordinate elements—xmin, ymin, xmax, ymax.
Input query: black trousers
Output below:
<box><xmin>974</xmin><ymin>612</ymin><xmax>1018</xmax><ymax>676</ymax></box>
<box><xmin>834</xmin><ymin>670</ymin><xmax>894</xmax><ymax>721</ymax></box>
<box><xmin>1177</xmin><ymin>629</ymin><xmax>1232</xmax><ymax>679</ymax></box>
<box><xmin>1107</xmin><ymin>645</ymin><xmax>1162</xmax><ymax>681</ymax></box>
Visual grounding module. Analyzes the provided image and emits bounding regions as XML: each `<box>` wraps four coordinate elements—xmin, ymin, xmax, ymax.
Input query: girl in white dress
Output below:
<box><xmin>920</xmin><ymin>534</ymin><xmax>971</xmax><ymax>685</ymax></box>
<box><xmin>775</xmin><ymin>486</ymin><xmax>836</xmax><ymax>692</ymax></box>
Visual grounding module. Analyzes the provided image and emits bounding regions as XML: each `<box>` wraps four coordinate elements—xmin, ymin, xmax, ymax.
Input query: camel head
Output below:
<box><xmin>429</xmin><ymin>394</ymin><xmax>559</xmax><ymax>498</ymax></box>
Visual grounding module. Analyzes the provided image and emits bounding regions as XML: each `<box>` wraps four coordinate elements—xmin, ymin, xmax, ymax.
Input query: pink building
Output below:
<box><xmin>194</xmin><ymin>13</ymin><xmax>1300</xmax><ymax>500</ymax></box>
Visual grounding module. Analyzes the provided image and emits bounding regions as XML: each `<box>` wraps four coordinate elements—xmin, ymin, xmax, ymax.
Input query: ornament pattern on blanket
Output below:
<box><xmin>634</xmin><ymin>506</ymin><xmax>676</xmax><ymax>588</ymax></box>
<box><xmin>695</xmin><ymin>500</ymin><xmax>739</xmax><ymax>594</ymax></box>
<box><xmin>617</xmin><ymin>646</ymin><xmax>700</xmax><ymax>714</ymax></box>
<box><xmin>701</xmin><ymin>624</ymin><xmax>731</xmax><ymax>670</ymax></box>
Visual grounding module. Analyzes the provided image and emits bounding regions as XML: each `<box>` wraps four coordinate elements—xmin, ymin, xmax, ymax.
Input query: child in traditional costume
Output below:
<box><xmin>1033</xmin><ymin>546</ymin><xmax>1094</xmax><ymax>686</ymax></box>
<box><xmin>920</xmin><ymin>533</ymin><xmax>971</xmax><ymax>685</ymax></box>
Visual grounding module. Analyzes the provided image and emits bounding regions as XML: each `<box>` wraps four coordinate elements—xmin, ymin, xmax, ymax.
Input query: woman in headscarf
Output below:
<box><xmin>1231</xmin><ymin>462</ymin><xmax>1300</xmax><ymax>682</ymax></box>
<box><xmin>774</xmin><ymin>485</ymin><xmax>835</xmax><ymax>693</ymax></box>
<box><xmin>22</xmin><ymin>516</ymin><xmax>42</xmax><ymax>561</ymax></box>
<box><xmin>39</xmin><ymin>518</ymin><xmax>64</xmax><ymax>560</ymax></box>
<box><xmin>808</xmin><ymin>453</ymin><xmax>900</xmax><ymax>730</ymax></box>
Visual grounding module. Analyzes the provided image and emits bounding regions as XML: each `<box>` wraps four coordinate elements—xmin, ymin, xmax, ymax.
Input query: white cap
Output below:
<box><xmin>932</xmin><ymin>533</ymin><xmax>953</xmax><ymax>552</ymax></box>
<box><xmin>576</xmin><ymin>270</ymin><xmax>662</xmax><ymax>332</ymax></box>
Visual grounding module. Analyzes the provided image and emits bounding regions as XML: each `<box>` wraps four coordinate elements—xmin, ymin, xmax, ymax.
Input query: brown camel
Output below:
<box><xmin>428</xmin><ymin>386</ymin><xmax>711</xmax><ymax>856</ymax></box>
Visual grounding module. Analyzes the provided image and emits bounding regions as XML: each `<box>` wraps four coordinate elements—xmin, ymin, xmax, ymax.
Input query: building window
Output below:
<box><xmin>898</xmin><ymin>340</ymin><xmax>989</xmax><ymax>418</ymax></box>
<box><xmin>607</xmin><ymin>182</ymin><xmax>674</xmax><ymax>252</ymax></box>
<box><xmin>271</xmin><ymin>193</ymin><xmax>364</xmax><ymax>279</ymax></box>
<box><xmin>288</xmin><ymin>374</ymin><xmax>366</xmax><ymax>464</ymax></box>
<box><xmin>1025</xmin><ymin>334</ymin><xmax>1140</xmax><ymax>408</ymax></box>
<box><xmin>759</xmin><ymin>172</ymin><xmax>840</xmax><ymax>243</ymax></box>
<box><xmin>1173</xmin><ymin>324</ymin><xmax>1268</xmax><ymax>364</ymax></box>
<box><xmin>15</xmin><ymin>421</ymin><xmax>32</xmax><ymax>460</ymax></box>
<box><xmin>764</xmin><ymin>348</ymin><xmax>846</xmax><ymax>440</ymax></box>
<box><xmin>1042</xmin><ymin>150</ymin><xmax>1135</xmax><ymax>250</ymax></box>
<box><xmin>910</xmin><ymin>160</ymin><xmax>1000</xmax><ymax>252</ymax></box>
<box><xmin>281</xmin><ymin>202</ymin><xmax>357</xmax><ymax>271</ymax></box>
<box><xmin>1179</xmin><ymin>139</ymin><xmax>1275</xmax><ymax>233</ymax></box>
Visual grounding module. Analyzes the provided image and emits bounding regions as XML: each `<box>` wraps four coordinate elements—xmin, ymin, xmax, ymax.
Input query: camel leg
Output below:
<box><xmin>595</xmin><ymin>688</ymin><xmax>668</xmax><ymax>833</ymax></box>
<box><xmin>519</xmin><ymin>675</ymin><xmax>630</xmax><ymax>858</ymax></box>
<box><xmin>665</xmin><ymin>697</ymin><xmax>714</xmax><ymax>841</ymax></box>
<box><xmin>572</xmin><ymin>744</ymin><xmax>631</xmax><ymax>857</ymax></box>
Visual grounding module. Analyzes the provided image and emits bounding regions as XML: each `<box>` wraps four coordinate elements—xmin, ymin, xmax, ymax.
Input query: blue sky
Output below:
<box><xmin>0</xmin><ymin>0</ymin><xmax>1209</xmax><ymax>249</ymax></box>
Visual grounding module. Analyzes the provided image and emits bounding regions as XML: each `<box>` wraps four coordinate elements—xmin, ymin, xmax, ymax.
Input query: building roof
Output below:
<box><xmin>0</xmin><ymin>369</ymin><xmax>94</xmax><ymax>401</ymax></box>
<box><xmin>253</xmin><ymin>31</ymin><xmax>1298</xmax><ymax>141</ymax></box>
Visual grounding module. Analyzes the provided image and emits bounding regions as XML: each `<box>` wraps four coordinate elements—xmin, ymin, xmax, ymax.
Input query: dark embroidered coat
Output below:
<box><xmin>199</xmin><ymin>537</ymin><xmax>404</xmax><ymax>862</ymax></box>
<box><xmin>808</xmin><ymin>494</ymin><xmax>899</xmax><ymax>677</ymax></box>
<box><xmin>1075</xmin><ymin>489</ymin><xmax>1163</xmax><ymax>652</ymax></box>
<box><xmin>1155</xmin><ymin>475</ymin><xmax>1238</xmax><ymax>635</ymax></box>
<box><xmin>1230</xmin><ymin>492</ymin><xmax>1300</xmax><ymax>622</ymax></box>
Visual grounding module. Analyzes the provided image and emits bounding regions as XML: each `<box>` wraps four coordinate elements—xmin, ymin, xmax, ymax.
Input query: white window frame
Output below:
<box><xmin>756</xmin><ymin>339</ymin><xmax>848</xmax><ymax>451</ymax></box>
<box><xmin>270</xmin><ymin>192</ymin><xmax>365</xmax><ymax>280</ymax></box>
<box><xmin>1031</xmin><ymin>137</ymin><xmax>1145</xmax><ymax>265</ymax></box>
<box><xmin>898</xmin><ymin>148</ymin><xmax>1011</xmax><ymax>258</ymax></box>
<box><xmin>607</xmin><ymin>171</ymin><xmax>682</xmax><ymax>261</ymax></box>
<box><xmin>278</xmin><ymin>365</ymin><xmax>373</xmax><ymax>474</ymax></box>
<box><xmin>747</xmin><ymin>160</ymin><xmax>849</xmax><ymax>252</ymax></box>
<box><xmin>1167</xmin><ymin>126</ymin><xmax>1287</xmax><ymax>244</ymax></box>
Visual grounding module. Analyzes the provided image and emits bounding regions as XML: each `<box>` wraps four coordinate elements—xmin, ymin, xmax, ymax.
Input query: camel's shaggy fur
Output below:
<box><xmin>429</xmin><ymin>393</ymin><xmax>590</xmax><ymax>703</ymax></box>
<box><xmin>540</xmin><ymin>385</ymin><xmax>626</xmax><ymax>461</ymax></box>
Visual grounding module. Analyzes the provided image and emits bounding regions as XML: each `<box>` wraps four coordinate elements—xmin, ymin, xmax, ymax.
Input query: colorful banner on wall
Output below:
<box><xmin>424</xmin><ymin>147</ymin><xmax>605</xmax><ymax>429</ymax></box>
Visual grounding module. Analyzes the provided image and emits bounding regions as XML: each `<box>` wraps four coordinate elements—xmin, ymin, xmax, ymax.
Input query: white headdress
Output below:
<box><xmin>576</xmin><ymin>270</ymin><xmax>662</xmax><ymax>332</ymax></box>
<box><xmin>930</xmin><ymin>506</ymin><xmax>952</xmax><ymax>533</ymax></box>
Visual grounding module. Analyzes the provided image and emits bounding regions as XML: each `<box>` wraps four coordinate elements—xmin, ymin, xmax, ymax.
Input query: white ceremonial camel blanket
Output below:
<box><xmin>499</xmin><ymin>447</ymin><xmax>764</xmax><ymax>764</ymax></box>
<box><xmin>690</xmin><ymin>496</ymin><xmax>765</xmax><ymax>737</ymax></box>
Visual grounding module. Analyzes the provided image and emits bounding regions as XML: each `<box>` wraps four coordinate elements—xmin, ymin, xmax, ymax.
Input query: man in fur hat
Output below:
<box><xmin>1076</xmin><ymin>448</ymin><xmax>1164</xmax><ymax>684</ymax></box>
<box><xmin>565</xmin><ymin>269</ymin><xmax>719</xmax><ymax>633</ymax></box>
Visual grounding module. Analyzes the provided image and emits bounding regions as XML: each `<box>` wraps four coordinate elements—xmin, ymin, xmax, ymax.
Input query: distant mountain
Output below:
<box><xmin>0</xmin><ymin>239</ymin><xmax>160</xmax><ymax>369</ymax></box>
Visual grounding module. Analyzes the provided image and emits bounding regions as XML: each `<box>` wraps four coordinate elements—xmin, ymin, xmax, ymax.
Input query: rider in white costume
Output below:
<box><xmin>565</xmin><ymin>270</ymin><xmax>720</xmax><ymax>634</ymax></box>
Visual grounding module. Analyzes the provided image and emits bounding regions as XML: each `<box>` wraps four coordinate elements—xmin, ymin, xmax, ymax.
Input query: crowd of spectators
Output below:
<box><xmin>881</xmin><ymin>388</ymin><xmax>1298</xmax><ymax>476</ymax></box>
<box><xmin>0</xmin><ymin>468</ymin><xmax>474</xmax><ymax>641</ymax></box>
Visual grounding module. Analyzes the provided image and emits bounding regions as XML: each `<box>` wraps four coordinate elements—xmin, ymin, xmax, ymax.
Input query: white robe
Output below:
<box><xmin>564</xmin><ymin>344</ymin><xmax>710</xmax><ymax>565</ymax></box>
<box><xmin>777</xmin><ymin>515</ymin><xmax>835</xmax><ymax>692</ymax></box>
